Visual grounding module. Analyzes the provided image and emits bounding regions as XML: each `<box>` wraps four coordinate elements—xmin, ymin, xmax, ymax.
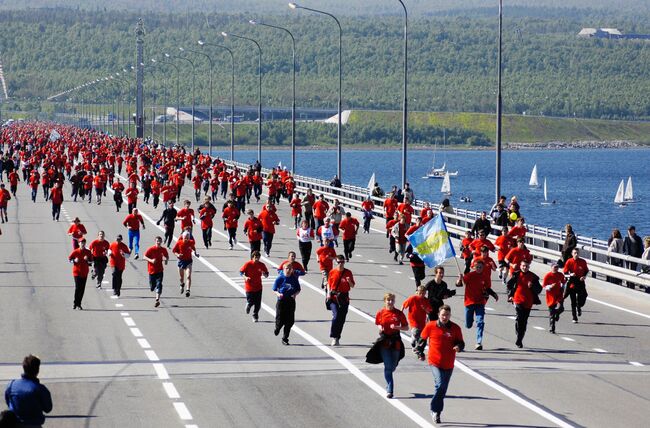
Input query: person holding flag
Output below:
<box><xmin>407</xmin><ymin>214</ymin><xmax>457</xmax><ymax>270</ymax></box>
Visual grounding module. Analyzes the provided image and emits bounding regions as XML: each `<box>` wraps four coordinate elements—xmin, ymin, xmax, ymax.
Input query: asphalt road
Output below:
<box><xmin>1</xmin><ymin>175</ymin><xmax>649</xmax><ymax>428</ymax></box>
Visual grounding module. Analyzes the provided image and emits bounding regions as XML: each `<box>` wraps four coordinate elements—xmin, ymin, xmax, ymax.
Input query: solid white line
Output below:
<box><xmin>533</xmin><ymin>326</ymin><xmax>545</xmax><ymax>331</ymax></box>
<box><xmin>629</xmin><ymin>361</ymin><xmax>644</xmax><ymax>367</ymax></box>
<box><xmin>153</xmin><ymin>363</ymin><xmax>170</xmax><ymax>380</ymax></box>
<box><xmin>163</xmin><ymin>382</ymin><xmax>180</xmax><ymax>399</ymax></box>
<box><xmin>454</xmin><ymin>361</ymin><xmax>574</xmax><ymax>428</ymax></box>
<box><xmin>130</xmin><ymin>328</ymin><xmax>143</xmax><ymax>337</ymax></box>
<box><xmin>145</xmin><ymin>350</ymin><xmax>160</xmax><ymax>361</ymax></box>
<box><xmin>561</xmin><ymin>337</ymin><xmax>575</xmax><ymax>342</ymax></box>
<box><xmin>173</xmin><ymin>402</ymin><xmax>193</xmax><ymax>420</ymax></box>
<box><xmin>593</xmin><ymin>348</ymin><xmax>607</xmax><ymax>353</ymax></box>
<box><xmin>137</xmin><ymin>338</ymin><xmax>151</xmax><ymax>349</ymax></box>
<box><xmin>587</xmin><ymin>297</ymin><xmax>650</xmax><ymax>320</ymax></box>
<box><xmin>123</xmin><ymin>317</ymin><xmax>136</xmax><ymax>327</ymax></box>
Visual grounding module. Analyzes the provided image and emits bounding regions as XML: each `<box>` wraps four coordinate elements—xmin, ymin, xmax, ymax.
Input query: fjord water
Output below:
<box><xmin>213</xmin><ymin>148</ymin><xmax>647</xmax><ymax>240</ymax></box>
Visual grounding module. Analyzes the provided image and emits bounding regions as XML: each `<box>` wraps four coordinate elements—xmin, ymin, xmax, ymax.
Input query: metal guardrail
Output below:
<box><xmin>223</xmin><ymin>159</ymin><xmax>649</xmax><ymax>291</ymax></box>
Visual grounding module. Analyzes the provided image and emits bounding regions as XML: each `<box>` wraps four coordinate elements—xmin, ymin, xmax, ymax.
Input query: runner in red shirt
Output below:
<box><xmin>67</xmin><ymin>217</ymin><xmax>87</xmax><ymax>249</ymax></box>
<box><xmin>277</xmin><ymin>251</ymin><xmax>306</xmax><ymax>276</ymax></box>
<box><xmin>316</xmin><ymin>238</ymin><xmax>337</xmax><ymax>289</ymax></box>
<box><xmin>338</xmin><ymin>212</ymin><xmax>359</xmax><ymax>261</ymax></box>
<box><xmin>222</xmin><ymin>200</ymin><xmax>240</xmax><ymax>249</ymax></box>
<box><xmin>258</xmin><ymin>202</ymin><xmax>279</xmax><ymax>257</ymax></box>
<box><xmin>0</xmin><ymin>184</ymin><xmax>10</xmax><ymax>223</ymax></box>
<box><xmin>122</xmin><ymin>208</ymin><xmax>145</xmax><ymax>259</ymax></box>
<box><xmin>327</xmin><ymin>256</ymin><xmax>355</xmax><ymax>346</ymax></box>
<box><xmin>543</xmin><ymin>261</ymin><xmax>566</xmax><ymax>333</ymax></box>
<box><xmin>143</xmin><ymin>236</ymin><xmax>170</xmax><ymax>307</ymax></box>
<box><xmin>312</xmin><ymin>195</ymin><xmax>329</xmax><ymax>229</ymax></box>
<box><xmin>506</xmin><ymin>260</ymin><xmax>541</xmax><ymax>348</ymax></box>
<box><xmin>173</xmin><ymin>229</ymin><xmax>199</xmax><ymax>298</ymax></box>
<box><xmin>109</xmin><ymin>234</ymin><xmax>131</xmax><ymax>298</ymax></box>
<box><xmin>243</xmin><ymin>209</ymin><xmax>263</xmax><ymax>256</ymax></box>
<box><xmin>89</xmin><ymin>231</ymin><xmax>110</xmax><ymax>288</ymax></box>
<box><xmin>124</xmin><ymin>182</ymin><xmax>139</xmax><ymax>214</ymax></box>
<box><xmin>373</xmin><ymin>293</ymin><xmax>408</xmax><ymax>399</ymax></box>
<box><xmin>8</xmin><ymin>171</ymin><xmax>19</xmax><ymax>196</ymax></box>
<box><xmin>361</xmin><ymin>197</ymin><xmax>375</xmax><ymax>233</ymax></box>
<box><xmin>505</xmin><ymin>238</ymin><xmax>532</xmax><ymax>277</ymax></box>
<box><xmin>49</xmin><ymin>182</ymin><xmax>64</xmax><ymax>221</ymax></box>
<box><xmin>176</xmin><ymin>200</ymin><xmax>195</xmax><ymax>235</ymax></box>
<box><xmin>199</xmin><ymin>199</ymin><xmax>217</xmax><ymax>249</ymax></box>
<box><xmin>401</xmin><ymin>285</ymin><xmax>433</xmax><ymax>358</ymax></box>
<box><xmin>69</xmin><ymin>238</ymin><xmax>93</xmax><ymax>310</ymax></box>
<box><xmin>455</xmin><ymin>260</ymin><xmax>498</xmax><ymax>350</ymax></box>
<box><xmin>289</xmin><ymin>193</ymin><xmax>302</xmax><ymax>229</ymax></box>
<box><xmin>459</xmin><ymin>230</ymin><xmax>473</xmax><ymax>274</ymax></box>
<box><xmin>239</xmin><ymin>250</ymin><xmax>269</xmax><ymax>322</ymax></box>
<box><xmin>494</xmin><ymin>225</ymin><xmax>515</xmax><ymax>283</ymax></box>
<box><xmin>563</xmin><ymin>248</ymin><xmax>589</xmax><ymax>323</ymax></box>
<box><xmin>112</xmin><ymin>178</ymin><xmax>125</xmax><ymax>212</ymax></box>
<box><xmin>419</xmin><ymin>304</ymin><xmax>464</xmax><ymax>424</ymax></box>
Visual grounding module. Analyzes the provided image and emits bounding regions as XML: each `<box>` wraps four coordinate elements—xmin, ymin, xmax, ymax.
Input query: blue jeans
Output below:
<box><xmin>380</xmin><ymin>347</ymin><xmax>400</xmax><ymax>394</ymax></box>
<box><xmin>465</xmin><ymin>304</ymin><xmax>485</xmax><ymax>344</ymax></box>
<box><xmin>430</xmin><ymin>366</ymin><xmax>454</xmax><ymax>413</ymax></box>
<box><xmin>329</xmin><ymin>302</ymin><xmax>349</xmax><ymax>339</ymax></box>
<box><xmin>128</xmin><ymin>229</ymin><xmax>140</xmax><ymax>254</ymax></box>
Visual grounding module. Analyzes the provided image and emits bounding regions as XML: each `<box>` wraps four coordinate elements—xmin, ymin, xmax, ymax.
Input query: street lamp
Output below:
<box><xmin>183</xmin><ymin>45</ymin><xmax>215</xmax><ymax>157</ymax></box>
<box><xmin>171</xmin><ymin>49</ymin><xmax>197</xmax><ymax>152</ymax></box>
<box><xmin>221</xmin><ymin>31</ymin><xmax>263</xmax><ymax>164</ymax></box>
<box><xmin>249</xmin><ymin>19</ymin><xmax>296</xmax><ymax>174</ymax></box>
<box><xmin>397</xmin><ymin>0</ymin><xmax>408</xmax><ymax>189</ymax></box>
<box><xmin>154</xmin><ymin>57</ymin><xmax>181</xmax><ymax>147</ymax></box>
<box><xmin>288</xmin><ymin>2</ymin><xmax>343</xmax><ymax>180</ymax></box>
<box><xmin>495</xmin><ymin>0</ymin><xmax>503</xmax><ymax>204</ymax></box>
<box><xmin>198</xmin><ymin>40</ymin><xmax>235</xmax><ymax>161</ymax></box>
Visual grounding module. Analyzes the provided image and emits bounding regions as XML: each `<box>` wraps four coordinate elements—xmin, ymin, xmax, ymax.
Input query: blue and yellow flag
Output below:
<box><xmin>407</xmin><ymin>214</ymin><xmax>456</xmax><ymax>268</ymax></box>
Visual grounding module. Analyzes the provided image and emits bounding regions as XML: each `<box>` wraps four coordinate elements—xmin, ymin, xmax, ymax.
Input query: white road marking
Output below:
<box><xmin>630</xmin><ymin>361</ymin><xmax>644</xmax><ymax>367</ymax></box>
<box><xmin>394</xmin><ymin>271</ymin><xmax>402</xmax><ymax>274</ymax></box>
<box><xmin>507</xmin><ymin>316</ymin><xmax>516</xmax><ymax>320</ymax></box>
<box><xmin>561</xmin><ymin>337</ymin><xmax>575</xmax><ymax>342</ymax></box>
<box><xmin>587</xmin><ymin>297</ymin><xmax>650</xmax><ymax>320</ymax></box>
<box><xmin>123</xmin><ymin>317</ymin><xmax>136</xmax><ymax>327</ymax></box>
<box><xmin>380</xmin><ymin>265</ymin><xmax>388</xmax><ymax>268</ymax></box>
<box><xmin>185</xmin><ymin>425</ymin><xmax>199</xmax><ymax>428</ymax></box>
<box><xmin>355</xmin><ymin>254</ymin><xmax>362</xmax><ymax>257</ymax></box>
<box><xmin>145</xmin><ymin>350</ymin><xmax>160</xmax><ymax>361</ymax></box>
<box><xmin>153</xmin><ymin>363</ymin><xmax>170</xmax><ymax>380</ymax></box>
<box><xmin>367</xmin><ymin>259</ymin><xmax>374</xmax><ymax>263</ymax></box>
<box><xmin>137</xmin><ymin>338</ymin><xmax>151</xmax><ymax>349</ymax></box>
<box><xmin>120</xmin><ymin>312</ymin><xmax>129</xmax><ymax>316</ymax></box>
<box><xmin>115</xmin><ymin>303</ymin><xmax>124</xmax><ymax>308</ymax></box>
<box><xmin>593</xmin><ymin>348</ymin><xmax>608</xmax><ymax>353</ymax></box>
<box><xmin>163</xmin><ymin>382</ymin><xmax>180</xmax><ymax>399</ymax></box>
<box><xmin>533</xmin><ymin>326</ymin><xmax>545</xmax><ymax>331</ymax></box>
<box><xmin>173</xmin><ymin>402</ymin><xmax>193</xmax><ymax>420</ymax></box>
<box><xmin>130</xmin><ymin>328</ymin><xmax>143</xmax><ymax>337</ymax></box>
<box><xmin>485</xmin><ymin>307</ymin><xmax>495</xmax><ymax>311</ymax></box>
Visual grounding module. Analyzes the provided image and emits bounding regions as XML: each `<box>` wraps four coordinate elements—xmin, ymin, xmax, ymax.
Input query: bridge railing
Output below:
<box><xmin>223</xmin><ymin>160</ymin><xmax>649</xmax><ymax>291</ymax></box>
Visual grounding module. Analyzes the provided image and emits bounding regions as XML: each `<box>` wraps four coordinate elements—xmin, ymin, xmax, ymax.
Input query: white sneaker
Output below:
<box><xmin>331</xmin><ymin>338</ymin><xmax>339</xmax><ymax>346</ymax></box>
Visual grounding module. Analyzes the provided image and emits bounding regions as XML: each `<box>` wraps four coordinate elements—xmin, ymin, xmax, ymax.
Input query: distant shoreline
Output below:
<box><xmin>204</xmin><ymin>141</ymin><xmax>647</xmax><ymax>151</ymax></box>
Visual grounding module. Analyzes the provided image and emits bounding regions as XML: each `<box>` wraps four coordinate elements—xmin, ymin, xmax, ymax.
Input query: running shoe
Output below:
<box><xmin>185</xmin><ymin>289</ymin><xmax>190</xmax><ymax>298</ymax></box>
<box><xmin>154</xmin><ymin>300</ymin><xmax>160</xmax><ymax>308</ymax></box>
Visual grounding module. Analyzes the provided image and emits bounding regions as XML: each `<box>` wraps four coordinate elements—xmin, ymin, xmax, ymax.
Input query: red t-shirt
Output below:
<box><xmin>123</xmin><ymin>214</ymin><xmax>143</xmax><ymax>231</ymax></box>
<box><xmin>375</xmin><ymin>307</ymin><xmax>408</xmax><ymax>336</ymax></box>
<box><xmin>328</xmin><ymin>268</ymin><xmax>355</xmax><ymax>293</ymax></box>
<box><xmin>50</xmin><ymin>187</ymin><xmax>64</xmax><ymax>205</ymax></box>
<box><xmin>144</xmin><ymin>245</ymin><xmax>169</xmax><ymax>274</ymax></box>
<box><xmin>69</xmin><ymin>248</ymin><xmax>93</xmax><ymax>277</ymax></box>
<box><xmin>316</xmin><ymin>246</ymin><xmax>337</xmax><ymax>272</ymax></box>
<box><xmin>173</xmin><ymin>238</ymin><xmax>196</xmax><ymax>261</ymax></box>
<box><xmin>200</xmin><ymin>206</ymin><xmax>216</xmax><ymax>230</ymax></box>
<box><xmin>89</xmin><ymin>239</ymin><xmax>110</xmax><ymax>258</ymax></box>
<box><xmin>421</xmin><ymin>320</ymin><xmax>464</xmax><ymax>369</ymax></box>
<box><xmin>512</xmin><ymin>271</ymin><xmax>537</xmax><ymax>309</ymax></box>
<box><xmin>506</xmin><ymin>247</ymin><xmax>532</xmax><ymax>273</ymax></box>
<box><xmin>313</xmin><ymin>200</ymin><xmax>329</xmax><ymax>219</ymax></box>
<box><xmin>240</xmin><ymin>260</ymin><xmax>269</xmax><ymax>292</ymax></box>
<box><xmin>125</xmin><ymin>187</ymin><xmax>139</xmax><ymax>203</ymax></box>
<box><xmin>402</xmin><ymin>295</ymin><xmax>433</xmax><ymax>330</ymax></box>
<box><xmin>338</xmin><ymin>217</ymin><xmax>359</xmax><ymax>240</ymax></box>
<box><xmin>222</xmin><ymin>206</ymin><xmax>240</xmax><ymax>229</ymax></box>
<box><xmin>462</xmin><ymin>271</ymin><xmax>490</xmax><ymax>306</ymax></box>
<box><xmin>243</xmin><ymin>218</ymin><xmax>263</xmax><ymax>242</ymax></box>
<box><xmin>383</xmin><ymin>198</ymin><xmax>398</xmax><ymax>218</ymax></box>
<box><xmin>495</xmin><ymin>235</ymin><xmax>515</xmax><ymax>262</ymax></box>
<box><xmin>563</xmin><ymin>258</ymin><xmax>589</xmax><ymax>279</ymax></box>
<box><xmin>543</xmin><ymin>271</ymin><xmax>565</xmax><ymax>307</ymax></box>
<box><xmin>258</xmin><ymin>209</ymin><xmax>279</xmax><ymax>234</ymax></box>
<box><xmin>470</xmin><ymin>238</ymin><xmax>495</xmax><ymax>257</ymax></box>
<box><xmin>109</xmin><ymin>241</ymin><xmax>131</xmax><ymax>270</ymax></box>
<box><xmin>67</xmin><ymin>223</ymin><xmax>87</xmax><ymax>240</ymax></box>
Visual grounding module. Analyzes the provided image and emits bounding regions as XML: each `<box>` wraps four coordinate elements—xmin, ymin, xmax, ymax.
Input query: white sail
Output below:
<box><xmin>543</xmin><ymin>178</ymin><xmax>548</xmax><ymax>202</ymax></box>
<box><xmin>367</xmin><ymin>172</ymin><xmax>376</xmax><ymax>192</ymax></box>
<box><xmin>614</xmin><ymin>179</ymin><xmax>625</xmax><ymax>204</ymax></box>
<box><xmin>529</xmin><ymin>164</ymin><xmax>539</xmax><ymax>187</ymax></box>
<box><xmin>440</xmin><ymin>172</ymin><xmax>451</xmax><ymax>195</ymax></box>
<box><xmin>624</xmin><ymin>176</ymin><xmax>634</xmax><ymax>201</ymax></box>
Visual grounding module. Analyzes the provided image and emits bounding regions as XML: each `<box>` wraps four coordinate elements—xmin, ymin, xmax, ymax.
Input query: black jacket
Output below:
<box><xmin>624</xmin><ymin>234</ymin><xmax>643</xmax><ymax>258</ymax></box>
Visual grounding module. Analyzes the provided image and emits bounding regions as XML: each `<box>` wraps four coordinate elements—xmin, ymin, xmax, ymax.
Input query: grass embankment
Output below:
<box><xmin>349</xmin><ymin>110</ymin><xmax>650</xmax><ymax>144</ymax></box>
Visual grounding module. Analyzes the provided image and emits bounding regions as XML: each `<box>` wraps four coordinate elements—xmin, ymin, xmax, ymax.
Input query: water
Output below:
<box><xmin>210</xmin><ymin>148</ymin><xmax>648</xmax><ymax>240</ymax></box>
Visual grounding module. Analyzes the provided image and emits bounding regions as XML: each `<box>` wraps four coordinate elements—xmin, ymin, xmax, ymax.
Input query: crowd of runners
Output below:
<box><xmin>1</xmin><ymin>121</ymin><xmax>636</xmax><ymax>424</ymax></box>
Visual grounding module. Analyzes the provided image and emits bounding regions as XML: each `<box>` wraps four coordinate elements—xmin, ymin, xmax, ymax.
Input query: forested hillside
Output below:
<box><xmin>1</xmin><ymin>7</ymin><xmax>649</xmax><ymax>120</ymax></box>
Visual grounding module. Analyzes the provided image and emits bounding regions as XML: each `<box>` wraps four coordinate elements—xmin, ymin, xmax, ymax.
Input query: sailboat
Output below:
<box><xmin>541</xmin><ymin>178</ymin><xmax>554</xmax><ymax>205</ymax></box>
<box><xmin>424</xmin><ymin>129</ymin><xmax>459</xmax><ymax>179</ymax></box>
<box><xmin>529</xmin><ymin>164</ymin><xmax>540</xmax><ymax>188</ymax></box>
<box><xmin>440</xmin><ymin>172</ymin><xmax>452</xmax><ymax>196</ymax></box>
<box><xmin>624</xmin><ymin>176</ymin><xmax>635</xmax><ymax>203</ymax></box>
<box><xmin>614</xmin><ymin>179</ymin><xmax>626</xmax><ymax>207</ymax></box>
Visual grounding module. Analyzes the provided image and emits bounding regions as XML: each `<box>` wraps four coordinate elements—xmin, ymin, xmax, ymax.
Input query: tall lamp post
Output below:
<box><xmin>249</xmin><ymin>19</ymin><xmax>296</xmax><ymax>174</ymax></box>
<box><xmin>495</xmin><ymin>0</ymin><xmax>503</xmax><ymax>203</ymax></box>
<box><xmin>288</xmin><ymin>2</ymin><xmax>342</xmax><ymax>180</ymax></box>
<box><xmin>153</xmin><ymin>57</ymin><xmax>181</xmax><ymax>147</ymax></box>
<box><xmin>183</xmin><ymin>46</ymin><xmax>215</xmax><ymax>157</ymax></box>
<box><xmin>221</xmin><ymin>31</ymin><xmax>263</xmax><ymax>164</ymax></box>
<box><xmin>198</xmin><ymin>41</ymin><xmax>235</xmax><ymax>161</ymax></box>
<box><xmin>167</xmin><ymin>50</ymin><xmax>196</xmax><ymax>152</ymax></box>
<box><xmin>397</xmin><ymin>0</ymin><xmax>408</xmax><ymax>189</ymax></box>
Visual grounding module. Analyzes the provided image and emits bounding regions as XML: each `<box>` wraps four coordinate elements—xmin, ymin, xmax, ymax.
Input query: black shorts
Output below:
<box><xmin>149</xmin><ymin>272</ymin><xmax>164</xmax><ymax>293</ymax></box>
<box><xmin>177</xmin><ymin>259</ymin><xmax>192</xmax><ymax>269</ymax></box>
